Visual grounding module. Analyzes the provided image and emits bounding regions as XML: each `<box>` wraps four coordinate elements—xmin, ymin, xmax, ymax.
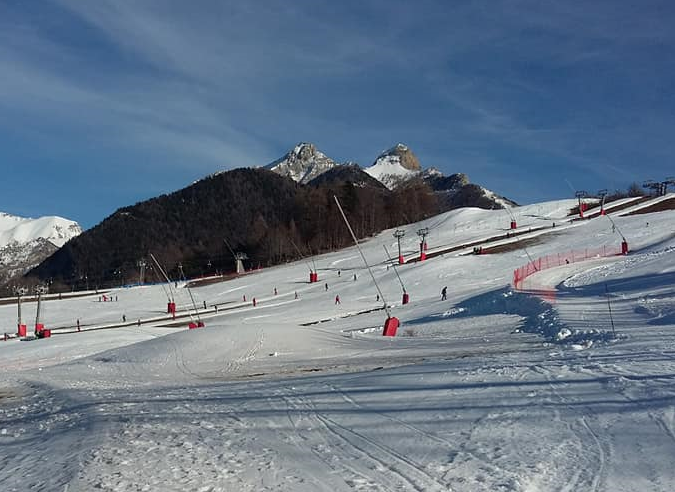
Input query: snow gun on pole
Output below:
<box><xmin>383</xmin><ymin>244</ymin><xmax>409</xmax><ymax>305</ymax></box>
<box><xmin>333</xmin><ymin>195</ymin><xmax>399</xmax><ymax>336</ymax></box>
<box><xmin>308</xmin><ymin>249</ymin><xmax>318</xmax><ymax>278</ymax></box>
<box><xmin>149</xmin><ymin>253</ymin><xmax>178</xmax><ymax>317</ymax></box>
<box><xmin>289</xmin><ymin>237</ymin><xmax>318</xmax><ymax>282</ymax></box>
<box><xmin>153</xmin><ymin>253</ymin><xmax>203</xmax><ymax>328</ymax></box>
<box><xmin>604</xmin><ymin>213</ymin><xmax>629</xmax><ymax>254</ymax></box>
<box><xmin>506</xmin><ymin>206</ymin><xmax>517</xmax><ymax>230</ymax></box>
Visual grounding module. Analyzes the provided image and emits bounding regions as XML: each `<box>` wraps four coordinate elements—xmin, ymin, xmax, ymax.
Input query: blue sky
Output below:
<box><xmin>1</xmin><ymin>0</ymin><xmax>674</xmax><ymax>229</ymax></box>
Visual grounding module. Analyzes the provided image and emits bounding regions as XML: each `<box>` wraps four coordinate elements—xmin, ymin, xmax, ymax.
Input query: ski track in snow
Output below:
<box><xmin>2</xmin><ymin>198</ymin><xmax>675</xmax><ymax>490</ymax></box>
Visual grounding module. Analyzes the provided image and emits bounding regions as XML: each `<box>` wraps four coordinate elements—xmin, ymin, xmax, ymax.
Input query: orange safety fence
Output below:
<box><xmin>513</xmin><ymin>245</ymin><xmax>622</xmax><ymax>289</ymax></box>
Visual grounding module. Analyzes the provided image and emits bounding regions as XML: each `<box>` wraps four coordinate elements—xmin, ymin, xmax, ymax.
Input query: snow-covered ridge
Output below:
<box><xmin>0</xmin><ymin>212</ymin><xmax>81</xmax><ymax>248</ymax></box>
<box><xmin>482</xmin><ymin>188</ymin><xmax>515</xmax><ymax>209</ymax></box>
<box><xmin>264</xmin><ymin>142</ymin><xmax>513</xmax><ymax>208</ymax></box>
<box><xmin>364</xmin><ymin>143</ymin><xmax>422</xmax><ymax>190</ymax></box>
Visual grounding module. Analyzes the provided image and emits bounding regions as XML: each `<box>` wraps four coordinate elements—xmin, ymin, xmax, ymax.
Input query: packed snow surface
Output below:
<box><xmin>2</xmin><ymin>198</ymin><xmax>675</xmax><ymax>491</ymax></box>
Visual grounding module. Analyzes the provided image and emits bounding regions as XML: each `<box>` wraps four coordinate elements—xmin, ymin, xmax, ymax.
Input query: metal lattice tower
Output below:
<box><xmin>13</xmin><ymin>286</ymin><xmax>28</xmax><ymax>328</ymax></box>
<box><xmin>393</xmin><ymin>230</ymin><xmax>406</xmax><ymax>262</ymax></box>
<box><xmin>34</xmin><ymin>284</ymin><xmax>49</xmax><ymax>332</ymax></box>
<box><xmin>643</xmin><ymin>180</ymin><xmax>661</xmax><ymax>196</ymax></box>
<box><xmin>234</xmin><ymin>252</ymin><xmax>248</xmax><ymax>274</ymax></box>
<box><xmin>575</xmin><ymin>190</ymin><xmax>587</xmax><ymax>215</ymax></box>
<box><xmin>137</xmin><ymin>259</ymin><xmax>147</xmax><ymax>285</ymax></box>
<box><xmin>416</xmin><ymin>227</ymin><xmax>429</xmax><ymax>252</ymax></box>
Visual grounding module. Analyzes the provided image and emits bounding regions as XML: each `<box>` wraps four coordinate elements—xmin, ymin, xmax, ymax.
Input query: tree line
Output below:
<box><xmin>29</xmin><ymin>168</ymin><xmax>439</xmax><ymax>291</ymax></box>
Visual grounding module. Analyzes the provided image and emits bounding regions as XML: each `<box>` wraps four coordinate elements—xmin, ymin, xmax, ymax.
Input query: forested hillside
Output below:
<box><xmin>30</xmin><ymin>168</ymin><xmax>438</xmax><ymax>290</ymax></box>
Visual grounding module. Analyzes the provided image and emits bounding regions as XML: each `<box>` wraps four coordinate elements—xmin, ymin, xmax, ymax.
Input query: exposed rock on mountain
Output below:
<box><xmin>364</xmin><ymin>144</ymin><xmax>422</xmax><ymax>189</ymax></box>
<box><xmin>265</xmin><ymin>143</ymin><xmax>338</xmax><ymax>184</ymax></box>
<box><xmin>266</xmin><ymin>142</ymin><xmax>515</xmax><ymax>211</ymax></box>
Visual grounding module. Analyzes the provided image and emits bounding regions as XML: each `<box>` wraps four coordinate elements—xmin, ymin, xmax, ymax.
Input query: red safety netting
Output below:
<box><xmin>513</xmin><ymin>245</ymin><xmax>622</xmax><ymax>289</ymax></box>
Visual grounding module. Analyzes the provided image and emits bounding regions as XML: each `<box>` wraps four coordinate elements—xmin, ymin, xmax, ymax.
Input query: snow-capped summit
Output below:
<box><xmin>0</xmin><ymin>212</ymin><xmax>82</xmax><ymax>287</ymax></box>
<box><xmin>265</xmin><ymin>143</ymin><xmax>338</xmax><ymax>184</ymax></box>
<box><xmin>0</xmin><ymin>212</ymin><xmax>81</xmax><ymax>249</ymax></box>
<box><xmin>364</xmin><ymin>143</ymin><xmax>422</xmax><ymax>189</ymax></box>
<box><xmin>263</xmin><ymin>141</ymin><xmax>516</xmax><ymax>210</ymax></box>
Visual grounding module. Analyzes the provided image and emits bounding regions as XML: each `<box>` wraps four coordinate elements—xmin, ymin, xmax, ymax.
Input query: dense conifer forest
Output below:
<box><xmin>30</xmin><ymin>168</ymin><xmax>440</xmax><ymax>291</ymax></box>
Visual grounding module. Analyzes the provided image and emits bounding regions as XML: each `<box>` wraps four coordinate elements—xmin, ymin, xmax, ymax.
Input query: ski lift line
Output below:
<box><xmin>333</xmin><ymin>195</ymin><xmax>391</xmax><ymax>318</ymax></box>
<box><xmin>149</xmin><ymin>253</ymin><xmax>175</xmax><ymax>303</ymax></box>
<box><xmin>382</xmin><ymin>245</ymin><xmax>407</xmax><ymax>294</ymax></box>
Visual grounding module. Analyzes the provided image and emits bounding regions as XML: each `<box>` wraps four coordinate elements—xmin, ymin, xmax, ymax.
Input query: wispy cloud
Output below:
<box><xmin>1</xmin><ymin>0</ymin><xmax>674</xmax><ymax>224</ymax></box>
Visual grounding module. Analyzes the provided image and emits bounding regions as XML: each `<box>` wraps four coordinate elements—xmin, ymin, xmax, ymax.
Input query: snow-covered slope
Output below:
<box><xmin>265</xmin><ymin>142</ymin><xmax>338</xmax><ymax>184</ymax></box>
<box><xmin>0</xmin><ymin>212</ymin><xmax>81</xmax><ymax>285</ymax></box>
<box><xmin>2</xmin><ymin>199</ymin><xmax>675</xmax><ymax>490</ymax></box>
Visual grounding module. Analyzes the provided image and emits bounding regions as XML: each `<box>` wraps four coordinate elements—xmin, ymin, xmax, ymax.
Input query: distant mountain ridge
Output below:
<box><xmin>0</xmin><ymin>212</ymin><xmax>82</xmax><ymax>289</ymax></box>
<box><xmin>265</xmin><ymin>143</ymin><xmax>339</xmax><ymax>185</ymax></box>
<box><xmin>364</xmin><ymin>143</ymin><xmax>422</xmax><ymax>189</ymax></box>
<box><xmin>265</xmin><ymin>142</ymin><xmax>516</xmax><ymax>209</ymax></box>
<box><xmin>25</xmin><ymin>143</ymin><xmax>515</xmax><ymax>291</ymax></box>
<box><xmin>29</xmin><ymin>168</ymin><xmax>438</xmax><ymax>290</ymax></box>
<box><xmin>306</xmin><ymin>163</ymin><xmax>387</xmax><ymax>190</ymax></box>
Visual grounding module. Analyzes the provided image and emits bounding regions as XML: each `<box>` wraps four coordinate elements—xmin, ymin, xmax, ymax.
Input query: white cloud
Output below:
<box><xmin>0</xmin><ymin>0</ymin><xmax>673</xmax><ymax>195</ymax></box>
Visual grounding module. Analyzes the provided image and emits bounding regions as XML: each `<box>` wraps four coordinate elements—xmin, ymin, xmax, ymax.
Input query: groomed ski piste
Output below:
<box><xmin>2</xmin><ymin>196</ymin><xmax>675</xmax><ymax>491</ymax></box>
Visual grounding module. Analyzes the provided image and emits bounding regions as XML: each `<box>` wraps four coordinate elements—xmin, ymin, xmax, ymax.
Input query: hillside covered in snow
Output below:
<box><xmin>0</xmin><ymin>212</ymin><xmax>81</xmax><ymax>289</ymax></box>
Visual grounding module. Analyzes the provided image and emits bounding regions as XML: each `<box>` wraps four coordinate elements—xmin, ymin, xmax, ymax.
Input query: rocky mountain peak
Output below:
<box><xmin>364</xmin><ymin>143</ymin><xmax>421</xmax><ymax>189</ymax></box>
<box><xmin>375</xmin><ymin>143</ymin><xmax>421</xmax><ymax>171</ymax></box>
<box><xmin>265</xmin><ymin>141</ymin><xmax>515</xmax><ymax>209</ymax></box>
<box><xmin>291</xmin><ymin>142</ymin><xmax>318</xmax><ymax>160</ymax></box>
<box><xmin>266</xmin><ymin>142</ymin><xmax>338</xmax><ymax>184</ymax></box>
